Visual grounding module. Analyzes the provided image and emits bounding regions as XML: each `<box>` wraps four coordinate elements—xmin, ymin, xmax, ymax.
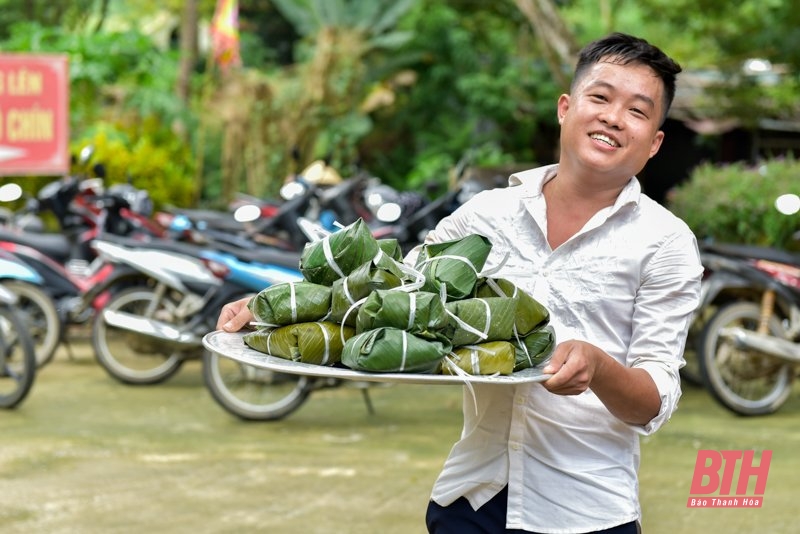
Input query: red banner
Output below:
<box><xmin>0</xmin><ymin>54</ymin><xmax>69</xmax><ymax>176</ymax></box>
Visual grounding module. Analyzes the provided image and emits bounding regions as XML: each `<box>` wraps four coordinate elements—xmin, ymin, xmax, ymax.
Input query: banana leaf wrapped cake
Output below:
<box><xmin>355</xmin><ymin>289</ymin><xmax>448</xmax><ymax>340</ymax></box>
<box><xmin>248</xmin><ymin>281</ymin><xmax>332</xmax><ymax>326</ymax></box>
<box><xmin>444</xmin><ymin>296</ymin><xmax>518</xmax><ymax>347</ymax></box>
<box><xmin>329</xmin><ymin>251</ymin><xmax>410</xmax><ymax>326</ymax></box>
<box><xmin>511</xmin><ymin>324</ymin><xmax>556</xmax><ymax>371</ymax></box>
<box><xmin>243</xmin><ymin>321</ymin><xmax>354</xmax><ymax>365</ymax></box>
<box><xmin>440</xmin><ymin>341</ymin><xmax>516</xmax><ymax>376</ymax></box>
<box><xmin>416</xmin><ymin>234</ymin><xmax>492</xmax><ymax>301</ymax></box>
<box><xmin>300</xmin><ymin>218</ymin><xmax>380</xmax><ymax>286</ymax></box>
<box><xmin>475</xmin><ymin>278</ymin><xmax>550</xmax><ymax>336</ymax></box>
<box><xmin>341</xmin><ymin>327</ymin><xmax>452</xmax><ymax>373</ymax></box>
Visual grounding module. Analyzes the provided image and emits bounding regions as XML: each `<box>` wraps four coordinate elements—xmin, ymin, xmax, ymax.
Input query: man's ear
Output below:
<box><xmin>648</xmin><ymin>130</ymin><xmax>665</xmax><ymax>158</ymax></box>
<box><xmin>556</xmin><ymin>94</ymin><xmax>570</xmax><ymax>125</ymax></box>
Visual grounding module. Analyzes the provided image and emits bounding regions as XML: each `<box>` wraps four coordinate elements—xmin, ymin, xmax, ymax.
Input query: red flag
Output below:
<box><xmin>210</xmin><ymin>0</ymin><xmax>242</xmax><ymax>71</ymax></box>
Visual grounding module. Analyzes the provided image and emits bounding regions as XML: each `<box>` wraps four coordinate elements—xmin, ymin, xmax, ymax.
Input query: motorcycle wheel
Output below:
<box><xmin>202</xmin><ymin>350</ymin><xmax>312</xmax><ymax>421</ymax></box>
<box><xmin>0</xmin><ymin>303</ymin><xmax>37</xmax><ymax>409</ymax></box>
<box><xmin>92</xmin><ymin>286</ymin><xmax>189</xmax><ymax>385</ymax></box>
<box><xmin>3</xmin><ymin>280</ymin><xmax>61</xmax><ymax>368</ymax></box>
<box><xmin>698</xmin><ymin>301</ymin><xmax>794</xmax><ymax>416</ymax></box>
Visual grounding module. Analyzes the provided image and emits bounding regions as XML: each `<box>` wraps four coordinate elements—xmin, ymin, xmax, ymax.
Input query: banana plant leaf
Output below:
<box><xmin>416</xmin><ymin>234</ymin><xmax>493</xmax><ymax>301</ymax></box>
<box><xmin>440</xmin><ymin>341</ymin><xmax>516</xmax><ymax>376</ymax></box>
<box><xmin>329</xmin><ymin>252</ymin><xmax>407</xmax><ymax>326</ymax></box>
<box><xmin>355</xmin><ymin>289</ymin><xmax>449</xmax><ymax>340</ymax></box>
<box><xmin>511</xmin><ymin>325</ymin><xmax>556</xmax><ymax>371</ymax></box>
<box><xmin>248</xmin><ymin>281</ymin><xmax>332</xmax><ymax>326</ymax></box>
<box><xmin>475</xmin><ymin>278</ymin><xmax>550</xmax><ymax>335</ymax></box>
<box><xmin>300</xmin><ymin>218</ymin><xmax>380</xmax><ymax>286</ymax></box>
<box><xmin>242</xmin><ymin>322</ymin><xmax>355</xmax><ymax>366</ymax></box>
<box><xmin>341</xmin><ymin>327</ymin><xmax>452</xmax><ymax>373</ymax></box>
<box><xmin>444</xmin><ymin>296</ymin><xmax>518</xmax><ymax>347</ymax></box>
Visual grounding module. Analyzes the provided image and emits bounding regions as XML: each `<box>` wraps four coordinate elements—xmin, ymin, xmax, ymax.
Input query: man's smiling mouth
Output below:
<box><xmin>590</xmin><ymin>133</ymin><xmax>620</xmax><ymax>147</ymax></box>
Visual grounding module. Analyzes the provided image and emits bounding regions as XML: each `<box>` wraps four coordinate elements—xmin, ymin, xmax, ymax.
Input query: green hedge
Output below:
<box><xmin>667</xmin><ymin>157</ymin><xmax>800</xmax><ymax>251</ymax></box>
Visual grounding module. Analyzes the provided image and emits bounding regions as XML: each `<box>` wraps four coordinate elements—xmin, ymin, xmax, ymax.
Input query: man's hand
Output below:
<box><xmin>216</xmin><ymin>296</ymin><xmax>254</xmax><ymax>332</ymax></box>
<box><xmin>541</xmin><ymin>340</ymin><xmax>600</xmax><ymax>395</ymax></box>
<box><xmin>541</xmin><ymin>340</ymin><xmax>661</xmax><ymax>426</ymax></box>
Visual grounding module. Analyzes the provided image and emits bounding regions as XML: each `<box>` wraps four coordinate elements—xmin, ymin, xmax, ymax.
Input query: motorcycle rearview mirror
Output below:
<box><xmin>280</xmin><ymin>181</ymin><xmax>307</xmax><ymax>200</ymax></box>
<box><xmin>234</xmin><ymin>204</ymin><xmax>262</xmax><ymax>223</ymax></box>
<box><xmin>0</xmin><ymin>183</ymin><xmax>22</xmax><ymax>202</ymax></box>
<box><xmin>79</xmin><ymin>145</ymin><xmax>94</xmax><ymax>164</ymax></box>
<box><xmin>775</xmin><ymin>193</ymin><xmax>800</xmax><ymax>215</ymax></box>
<box><xmin>375</xmin><ymin>202</ymin><xmax>402</xmax><ymax>223</ymax></box>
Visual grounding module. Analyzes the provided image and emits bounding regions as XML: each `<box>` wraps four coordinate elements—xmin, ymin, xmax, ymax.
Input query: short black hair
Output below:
<box><xmin>572</xmin><ymin>32</ymin><xmax>682</xmax><ymax>124</ymax></box>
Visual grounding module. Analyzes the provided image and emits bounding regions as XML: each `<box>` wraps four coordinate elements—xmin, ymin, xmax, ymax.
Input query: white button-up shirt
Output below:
<box><xmin>418</xmin><ymin>164</ymin><xmax>703</xmax><ymax>533</ymax></box>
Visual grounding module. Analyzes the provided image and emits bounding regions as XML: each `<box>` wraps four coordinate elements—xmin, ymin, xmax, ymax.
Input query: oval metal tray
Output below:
<box><xmin>203</xmin><ymin>330</ymin><xmax>553</xmax><ymax>385</ymax></box>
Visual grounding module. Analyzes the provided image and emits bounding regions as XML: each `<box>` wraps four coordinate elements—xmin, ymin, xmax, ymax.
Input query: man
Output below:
<box><xmin>419</xmin><ymin>33</ymin><xmax>702</xmax><ymax>533</ymax></box>
<box><xmin>217</xmin><ymin>32</ymin><xmax>702</xmax><ymax>533</ymax></box>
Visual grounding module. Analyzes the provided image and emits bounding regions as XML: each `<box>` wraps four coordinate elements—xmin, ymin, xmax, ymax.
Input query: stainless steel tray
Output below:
<box><xmin>203</xmin><ymin>330</ymin><xmax>553</xmax><ymax>385</ymax></box>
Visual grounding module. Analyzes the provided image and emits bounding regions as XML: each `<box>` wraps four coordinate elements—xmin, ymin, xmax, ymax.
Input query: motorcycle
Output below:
<box><xmin>88</xmin><ymin>234</ymin><xmax>304</xmax><ymax>387</ymax></box>
<box><xmin>0</xmin><ymin>177</ymin><xmax>158</xmax><ymax>364</ymax></box>
<box><xmin>0</xmin><ymin>281</ymin><xmax>37</xmax><ymax>409</ymax></box>
<box><xmin>0</xmin><ymin>248</ymin><xmax>61</xmax><ymax>367</ymax></box>
<box><xmin>696</xmin><ymin>240</ymin><xmax>800</xmax><ymax>415</ymax></box>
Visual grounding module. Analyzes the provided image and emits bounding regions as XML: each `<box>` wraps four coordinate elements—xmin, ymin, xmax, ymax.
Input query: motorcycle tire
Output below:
<box><xmin>202</xmin><ymin>349</ymin><xmax>312</xmax><ymax>421</ymax></box>
<box><xmin>91</xmin><ymin>286</ymin><xmax>188</xmax><ymax>385</ymax></box>
<box><xmin>0</xmin><ymin>302</ymin><xmax>37</xmax><ymax>409</ymax></box>
<box><xmin>698</xmin><ymin>301</ymin><xmax>794</xmax><ymax>416</ymax></box>
<box><xmin>3</xmin><ymin>280</ymin><xmax>61</xmax><ymax>368</ymax></box>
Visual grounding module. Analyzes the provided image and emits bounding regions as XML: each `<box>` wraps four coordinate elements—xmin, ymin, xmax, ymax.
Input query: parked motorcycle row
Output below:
<box><xmin>0</xmin><ymin>159</ymin><xmax>485</xmax><ymax>416</ymax></box>
<box><xmin>4</xmin><ymin>163</ymin><xmax>798</xmax><ymax>418</ymax></box>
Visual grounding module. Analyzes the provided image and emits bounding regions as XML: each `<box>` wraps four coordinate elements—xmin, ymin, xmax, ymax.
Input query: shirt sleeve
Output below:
<box><xmin>629</xmin><ymin>229</ymin><xmax>703</xmax><ymax>435</ymax></box>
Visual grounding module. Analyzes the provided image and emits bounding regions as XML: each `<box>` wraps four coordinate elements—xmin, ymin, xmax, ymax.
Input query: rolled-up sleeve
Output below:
<box><xmin>629</xmin><ymin>230</ymin><xmax>703</xmax><ymax>435</ymax></box>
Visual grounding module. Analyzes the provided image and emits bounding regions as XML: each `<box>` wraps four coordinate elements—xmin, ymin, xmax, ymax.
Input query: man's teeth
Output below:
<box><xmin>590</xmin><ymin>133</ymin><xmax>618</xmax><ymax>147</ymax></box>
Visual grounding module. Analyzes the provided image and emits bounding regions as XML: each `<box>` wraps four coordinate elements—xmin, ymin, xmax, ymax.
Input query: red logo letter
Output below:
<box><xmin>736</xmin><ymin>450</ymin><xmax>771</xmax><ymax>495</ymax></box>
<box><xmin>690</xmin><ymin>450</ymin><xmax>721</xmax><ymax>494</ymax></box>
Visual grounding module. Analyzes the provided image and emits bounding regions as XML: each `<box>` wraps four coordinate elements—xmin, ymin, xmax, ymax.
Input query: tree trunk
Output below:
<box><xmin>512</xmin><ymin>0</ymin><xmax>579</xmax><ymax>90</ymax></box>
<box><xmin>176</xmin><ymin>0</ymin><xmax>199</xmax><ymax>103</ymax></box>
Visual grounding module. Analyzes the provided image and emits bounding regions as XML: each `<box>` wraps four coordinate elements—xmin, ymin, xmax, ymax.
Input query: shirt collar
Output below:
<box><xmin>508</xmin><ymin>164</ymin><xmax>642</xmax><ymax>212</ymax></box>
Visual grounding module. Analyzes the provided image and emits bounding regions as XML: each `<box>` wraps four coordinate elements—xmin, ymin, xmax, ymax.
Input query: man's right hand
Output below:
<box><xmin>216</xmin><ymin>296</ymin><xmax>254</xmax><ymax>332</ymax></box>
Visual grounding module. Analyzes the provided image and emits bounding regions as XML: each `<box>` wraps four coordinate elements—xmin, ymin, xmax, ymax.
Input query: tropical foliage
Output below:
<box><xmin>668</xmin><ymin>157</ymin><xmax>800</xmax><ymax>250</ymax></box>
<box><xmin>0</xmin><ymin>0</ymin><xmax>798</xmax><ymax>220</ymax></box>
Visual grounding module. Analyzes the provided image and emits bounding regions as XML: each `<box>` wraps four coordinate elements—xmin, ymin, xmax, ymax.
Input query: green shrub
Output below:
<box><xmin>668</xmin><ymin>157</ymin><xmax>800</xmax><ymax>251</ymax></box>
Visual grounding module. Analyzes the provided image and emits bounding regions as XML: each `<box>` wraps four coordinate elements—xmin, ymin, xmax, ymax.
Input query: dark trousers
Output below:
<box><xmin>426</xmin><ymin>486</ymin><xmax>640</xmax><ymax>534</ymax></box>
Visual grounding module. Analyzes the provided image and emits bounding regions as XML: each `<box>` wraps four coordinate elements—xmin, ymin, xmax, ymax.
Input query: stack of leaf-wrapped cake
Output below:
<box><xmin>242</xmin><ymin>218</ymin><xmax>555</xmax><ymax>376</ymax></box>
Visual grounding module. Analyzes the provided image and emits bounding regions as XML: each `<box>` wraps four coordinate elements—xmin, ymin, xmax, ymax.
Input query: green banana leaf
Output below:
<box><xmin>341</xmin><ymin>327</ymin><xmax>452</xmax><ymax>373</ymax></box>
<box><xmin>475</xmin><ymin>278</ymin><xmax>550</xmax><ymax>335</ymax></box>
<box><xmin>444</xmin><ymin>296</ymin><xmax>517</xmax><ymax>347</ymax></box>
<box><xmin>242</xmin><ymin>322</ymin><xmax>355</xmax><ymax>366</ymax></box>
<box><xmin>248</xmin><ymin>281</ymin><xmax>332</xmax><ymax>326</ymax></box>
<box><xmin>329</xmin><ymin>252</ymin><xmax>407</xmax><ymax>326</ymax></box>
<box><xmin>416</xmin><ymin>234</ymin><xmax>493</xmax><ymax>301</ymax></box>
<box><xmin>355</xmin><ymin>289</ymin><xmax>449</xmax><ymax>340</ymax></box>
<box><xmin>511</xmin><ymin>325</ymin><xmax>556</xmax><ymax>371</ymax></box>
<box><xmin>440</xmin><ymin>341</ymin><xmax>516</xmax><ymax>376</ymax></box>
<box><xmin>377</xmin><ymin>238</ymin><xmax>404</xmax><ymax>261</ymax></box>
<box><xmin>300</xmin><ymin>218</ymin><xmax>380</xmax><ymax>286</ymax></box>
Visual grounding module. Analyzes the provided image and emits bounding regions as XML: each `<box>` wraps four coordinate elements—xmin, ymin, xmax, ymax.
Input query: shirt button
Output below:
<box><xmin>511</xmin><ymin>443</ymin><xmax>522</xmax><ymax>451</ymax></box>
<box><xmin>541</xmin><ymin>270</ymin><xmax>549</xmax><ymax>277</ymax></box>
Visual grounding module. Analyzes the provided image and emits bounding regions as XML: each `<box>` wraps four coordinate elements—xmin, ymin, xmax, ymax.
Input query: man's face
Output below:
<box><xmin>557</xmin><ymin>58</ymin><xmax>665</xmax><ymax>183</ymax></box>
